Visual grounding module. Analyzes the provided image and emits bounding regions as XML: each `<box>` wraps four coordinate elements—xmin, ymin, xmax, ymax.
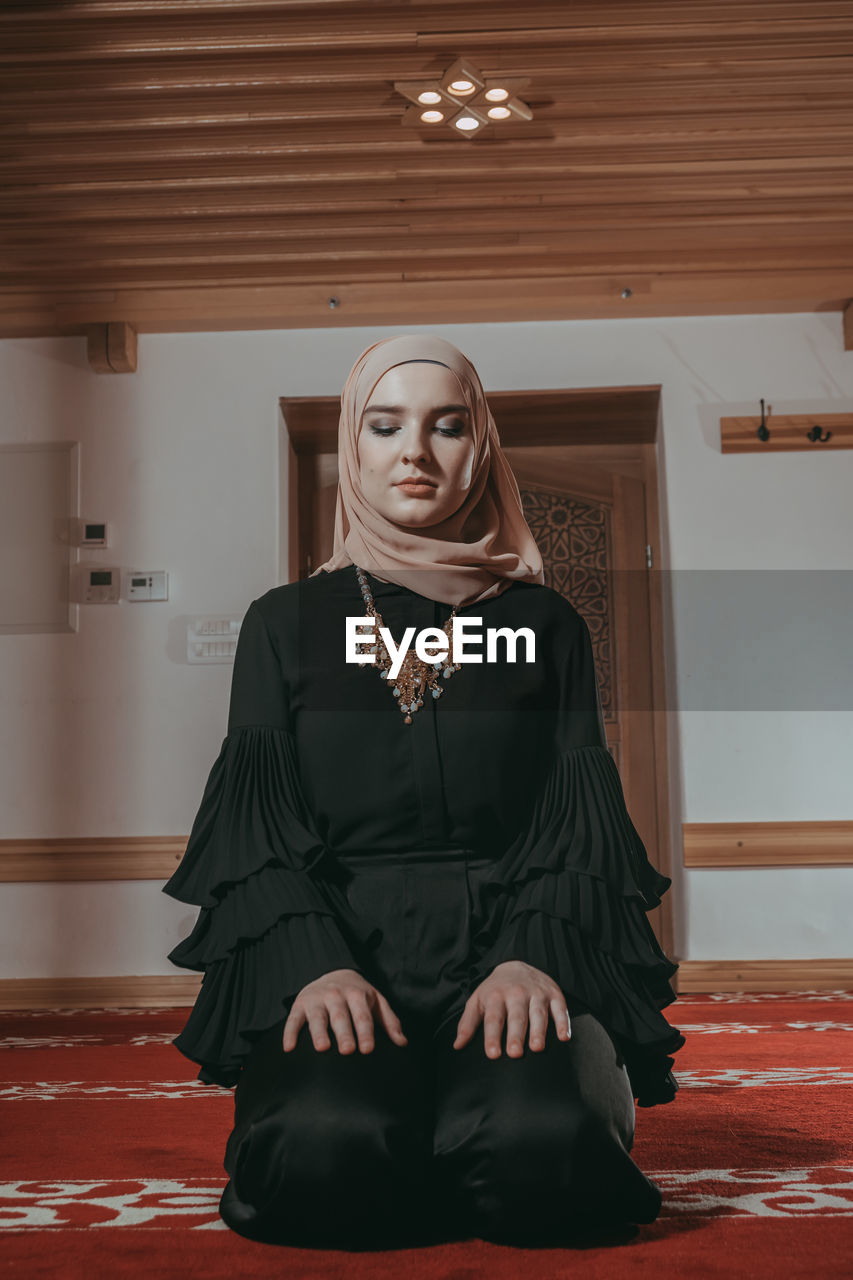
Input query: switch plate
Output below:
<box><xmin>187</xmin><ymin>614</ymin><xmax>243</xmax><ymax>663</ymax></box>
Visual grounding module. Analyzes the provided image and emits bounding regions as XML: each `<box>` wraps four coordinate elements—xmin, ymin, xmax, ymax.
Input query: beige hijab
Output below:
<box><xmin>310</xmin><ymin>334</ymin><xmax>544</xmax><ymax>607</ymax></box>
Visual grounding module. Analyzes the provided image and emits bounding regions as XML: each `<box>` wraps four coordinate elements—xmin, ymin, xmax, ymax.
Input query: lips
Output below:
<box><xmin>395</xmin><ymin>477</ymin><xmax>436</xmax><ymax>488</ymax></box>
<box><xmin>395</xmin><ymin>478</ymin><xmax>437</xmax><ymax>495</ymax></box>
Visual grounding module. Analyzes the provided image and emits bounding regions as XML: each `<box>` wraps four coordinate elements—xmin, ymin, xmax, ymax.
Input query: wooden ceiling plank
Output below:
<box><xmin>6</xmin><ymin>49</ymin><xmax>853</xmax><ymax>92</ymax></box>
<box><xmin>7</xmin><ymin>224</ymin><xmax>853</xmax><ymax>269</ymax></box>
<box><xmin>3</xmin><ymin>0</ymin><xmax>852</xmax><ymax>21</ymax></box>
<box><xmin>6</xmin><ymin>176</ymin><xmax>853</xmax><ymax>226</ymax></box>
<box><xmin>5</xmin><ymin>24</ymin><xmax>853</xmax><ymax>64</ymax></box>
<box><xmin>4</xmin><ymin>75</ymin><xmax>853</xmax><ymax>112</ymax></box>
<box><xmin>4</xmin><ymin>3</ymin><xmax>853</xmax><ymax>53</ymax></box>
<box><xmin>6</xmin><ymin>208</ymin><xmax>852</xmax><ymax>248</ymax></box>
<box><xmin>4</xmin><ymin>237</ymin><xmax>853</xmax><ymax>289</ymax></box>
<box><xmin>4</xmin><ymin>100</ymin><xmax>852</xmax><ymax>138</ymax></box>
<box><xmin>7</xmin><ymin>127</ymin><xmax>853</xmax><ymax>176</ymax></box>
<box><xmin>5</xmin><ymin>150</ymin><xmax>853</xmax><ymax>192</ymax></box>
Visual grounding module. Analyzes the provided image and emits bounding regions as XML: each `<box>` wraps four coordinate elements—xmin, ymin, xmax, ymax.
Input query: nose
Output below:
<box><xmin>400</xmin><ymin>426</ymin><xmax>432</xmax><ymax>467</ymax></box>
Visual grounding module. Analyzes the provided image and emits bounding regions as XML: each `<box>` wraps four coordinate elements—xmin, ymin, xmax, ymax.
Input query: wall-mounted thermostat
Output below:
<box><xmin>125</xmin><ymin>570</ymin><xmax>168</xmax><ymax>601</ymax></box>
<box><xmin>74</xmin><ymin>565</ymin><xmax>121</xmax><ymax>603</ymax></box>
<box><xmin>187</xmin><ymin>615</ymin><xmax>243</xmax><ymax>663</ymax></box>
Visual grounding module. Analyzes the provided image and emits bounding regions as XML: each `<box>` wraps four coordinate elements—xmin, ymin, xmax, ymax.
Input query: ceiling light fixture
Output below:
<box><xmin>395</xmin><ymin>56</ymin><xmax>532</xmax><ymax>139</ymax></box>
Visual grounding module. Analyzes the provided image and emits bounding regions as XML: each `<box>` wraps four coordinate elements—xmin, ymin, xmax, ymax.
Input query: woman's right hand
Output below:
<box><xmin>282</xmin><ymin>968</ymin><xmax>408</xmax><ymax>1055</ymax></box>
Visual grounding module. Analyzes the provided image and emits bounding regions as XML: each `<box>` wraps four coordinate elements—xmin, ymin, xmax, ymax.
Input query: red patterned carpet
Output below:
<box><xmin>1</xmin><ymin>991</ymin><xmax>851</xmax><ymax>1277</ymax></box>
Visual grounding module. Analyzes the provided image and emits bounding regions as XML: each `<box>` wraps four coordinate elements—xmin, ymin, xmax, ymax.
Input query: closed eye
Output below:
<box><xmin>367</xmin><ymin>420</ymin><xmax>466</xmax><ymax>437</ymax></box>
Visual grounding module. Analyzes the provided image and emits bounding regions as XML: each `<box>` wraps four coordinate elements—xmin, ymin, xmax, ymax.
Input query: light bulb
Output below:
<box><xmin>417</xmin><ymin>90</ymin><xmax>442</xmax><ymax>104</ymax></box>
<box><xmin>485</xmin><ymin>87</ymin><xmax>509</xmax><ymax>102</ymax></box>
<box><xmin>420</xmin><ymin>109</ymin><xmax>444</xmax><ymax>123</ymax></box>
<box><xmin>449</xmin><ymin>79</ymin><xmax>475</xmax><ymax>94</ymax></box>
<box><xmin>454</xmin><ymin>115</ymin><xmax>479</xmax><ymax>131</ymax></box>
<box><xmin>487</xmin><ymin>106</ymin><xmax>511</xmax><ymax>119</ymax></box>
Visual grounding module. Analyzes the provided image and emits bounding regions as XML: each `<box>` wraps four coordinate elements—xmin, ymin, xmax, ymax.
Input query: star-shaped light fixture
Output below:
<box><xmin>394</xmin><ymin>57</ymin><xmax>532</xmax><ymax>139</ymax></box>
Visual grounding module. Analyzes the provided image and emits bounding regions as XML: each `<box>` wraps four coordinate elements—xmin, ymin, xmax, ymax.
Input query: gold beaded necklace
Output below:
<box><xmin>355</xmin><ymin>565</ymin><xmax>462</xmax><ymax>724</ymax></box>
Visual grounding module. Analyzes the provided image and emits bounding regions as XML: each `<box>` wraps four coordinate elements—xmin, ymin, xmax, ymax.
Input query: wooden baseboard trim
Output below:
<box><xmin>0</xmin><ymin>975</ymin><xmax>201</xmax><ymax>1010</ymax></box>
<box><xmin>683</xmin><ymin>820</ymin><xmax>853</xmax><ymax>867</ymax></box>
<box><xmin>675</xmin><ymin>958</ymin><xmax>853</xmax><ymax>992</ymax></box>
<box><xmin>0</xmin><ymin>961</ymin><xmax>851</xmax><ymax>1010</ymax></box>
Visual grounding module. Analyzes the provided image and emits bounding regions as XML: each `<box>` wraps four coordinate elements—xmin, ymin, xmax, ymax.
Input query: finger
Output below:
<box><xmin>504</xmin><ymin>995</ymin><xmax>530</xmax><ymax>1058</ymax></box>
<box><xmin>452</xmin><ymin>998</ymin><xmax>480</xmax><ymax>1049</ymax></box>
<box><xmin>344</xmin><ymin>991</ymin><xmax>376</xmax><ymax>1054</ymax></box>
<box><xmin>282</xmin><ymin>1003</ymin><xmax>306</xmax><ymax>1053</ymax></box>
<box><xmin>374</xmin><ymin>991</ymin><xmax>408</xmax><ymax>1045</ymax></box>
<box><xmin>310</xmin><ymin>992</ymin><xmax>354</xmax><ymax>1054</ymax></box>
<box><xmin>298</xmin><ymin>999</ymin><xmax>333</xmax><ymax>1052</ymax></box>
<box><xmin>526</xmin><ymin>998</ymin><xmax>550</xmax><ymax>1052</ymax></box>
<box><xmin>482</xmin><ymin>998</ymin><xmax>508</xmax><ymax>1059</ymax></box>
<box><xmin>552</xmin><ymin>999</ymin><xmax>572</xmax><ymax>1041</ymax></box>
<box><xmin>551</xmin><ymin>999</ymin><xmax>572</xmax><ymax>1042</ymax></box>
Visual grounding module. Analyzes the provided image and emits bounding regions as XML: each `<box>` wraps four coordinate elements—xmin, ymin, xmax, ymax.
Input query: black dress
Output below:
<box><xmin>162</xmin><ymin>564</ymin><xmax>685</xmax><ymax>1114</ymax></box>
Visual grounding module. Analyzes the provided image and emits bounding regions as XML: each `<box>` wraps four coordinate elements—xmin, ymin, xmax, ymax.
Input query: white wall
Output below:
<box><xmin>1</xmin><ymin>315</ymin><xmax>851</xmax><ymax>979</ymax></box>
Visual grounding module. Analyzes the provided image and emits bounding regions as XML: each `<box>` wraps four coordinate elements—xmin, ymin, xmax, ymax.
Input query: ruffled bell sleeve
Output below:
<box><xmin>162</xmin><ymin>599</ymin><xmax>378</xmax><ymax>1088</ymax></box>
<box><xmin>465</xmin><ymin>596</ymin><xmax>686</xmax><ymax>1107</ymax></box>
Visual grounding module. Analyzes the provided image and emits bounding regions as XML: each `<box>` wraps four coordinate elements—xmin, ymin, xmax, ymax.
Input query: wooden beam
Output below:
<box><xmin>86</xmin><ymin>320</ymin><xmax>138</xmax><ymax>372</ymax></box>
<box><xmin>1</xmin><ymin>268</ymin><xmax>849</xmax><ymax>339</ymax></box>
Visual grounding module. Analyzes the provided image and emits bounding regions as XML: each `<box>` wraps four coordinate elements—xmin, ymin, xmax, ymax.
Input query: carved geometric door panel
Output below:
<box><xmin>520</xmin><ymin>486</ymin><xmax>616</xmax><ymax>725</ymax></box>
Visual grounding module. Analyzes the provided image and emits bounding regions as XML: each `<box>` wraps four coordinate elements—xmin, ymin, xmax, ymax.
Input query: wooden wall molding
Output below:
<box><xmin>1</xmin><ymin>962</ymin><xmax>851</xmax><ymax>1010</ymax></box>
<box><xmin>683</xmin><ymin>820</ymin><xmax>853</xmax><ymax>868</ymax></box>
<box><xmin>4</xmin><ymin>817</ymin><xmax>851</xmax><ymax>884</ymax></box>
<box><xmin>0</xmin><ymin>975</ymin><xmax>201</xmax><ymax>1011</ymax></box>
<box><xmin>675</xmin><ymin>959</ymin><xmax>853</xmax><ymax>993</ymax></box>
<box><xmin>0</xmin><ymin>836</ymin><xmax>185</xmax><ymax>882</ymax></box>
<box><xmin>5</xmin><ymin>817</ymin><xmax>849</xmax><ymax>883</ymax></box>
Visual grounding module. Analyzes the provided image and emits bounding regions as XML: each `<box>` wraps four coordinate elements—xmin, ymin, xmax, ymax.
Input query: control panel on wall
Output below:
<box><xmin>67</xmin><ymin>520</ymin><xmax>243</xmax><ymax>662</ymax></box>
<box><xmin>71</xmin><ymin>565</ymin><xmax>169</xmax><ymax>604</ymax></box>
<box><xmin>124</xmin><ymin>570</ymin><xmax>168</xmax><ymax>601</ymax></box>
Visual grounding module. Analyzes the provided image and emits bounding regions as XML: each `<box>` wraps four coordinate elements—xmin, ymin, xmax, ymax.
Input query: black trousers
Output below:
<box><xmin>218</xmin><ymin>848</ymin><xmax>663</xmax><ymax>1248</ymax></box>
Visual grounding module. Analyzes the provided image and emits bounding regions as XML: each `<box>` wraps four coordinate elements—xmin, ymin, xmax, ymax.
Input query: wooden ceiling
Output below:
<box><xmin>3</xmin><ymin>0</ymin><xmax>853</xmax><ymax>339</ymax></box>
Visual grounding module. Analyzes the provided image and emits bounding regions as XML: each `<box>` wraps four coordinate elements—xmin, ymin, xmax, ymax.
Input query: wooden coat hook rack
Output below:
<box><xmin>720</xmin><ymin>400</ymin><xmax>853</xmax><ymax>453</ymax></box>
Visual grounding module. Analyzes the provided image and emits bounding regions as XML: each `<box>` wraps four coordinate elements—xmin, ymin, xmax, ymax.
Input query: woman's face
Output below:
<box><xmin>357</xmin><ymin>361</ymin><xmax>475</xmax><ymax>530</ymax></box>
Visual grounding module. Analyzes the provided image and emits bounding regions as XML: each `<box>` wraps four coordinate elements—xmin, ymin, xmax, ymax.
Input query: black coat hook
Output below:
<box><xmin>806</xmin><ymin>424</ymin><xmax>832</xmax><ymax>442</ymax></box>
<box><xmin>757</xmin><ymin>398</ymin><xmax>770</xmax><ymax>442</ymax></box>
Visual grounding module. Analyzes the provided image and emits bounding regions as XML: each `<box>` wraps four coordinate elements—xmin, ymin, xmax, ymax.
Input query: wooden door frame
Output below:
<box><xmin>279</xmin><ymin>385</ymin><xmax>678</xmax><ymax>961</ymax></box>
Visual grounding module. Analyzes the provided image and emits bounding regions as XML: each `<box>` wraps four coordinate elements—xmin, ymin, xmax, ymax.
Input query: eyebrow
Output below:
<box><xmin>363</xmin><ymin>403</ymin><xmax>470</xmax><ymax>416</ymax></box>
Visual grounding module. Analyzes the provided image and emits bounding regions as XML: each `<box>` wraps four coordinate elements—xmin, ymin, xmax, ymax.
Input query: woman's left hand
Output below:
<box><xmin>453</xmin><ymin>960</ymin><xmax>572</xmax><ymax>1057</ymax></box>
